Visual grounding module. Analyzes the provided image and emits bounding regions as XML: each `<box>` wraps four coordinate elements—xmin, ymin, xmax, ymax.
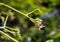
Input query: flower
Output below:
<box><xmin>38</xmin><ymin>21</ymin><xmax>45</xmax><ymax>30</ymax></box>
<box><xmin>35</xmin><ymin>18</ymin><xmax>45</xmax><ymax>30</ymax></box>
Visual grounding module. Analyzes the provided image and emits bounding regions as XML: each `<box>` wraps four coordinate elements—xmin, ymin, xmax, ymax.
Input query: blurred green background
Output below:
<box><xmin>0</xmin><ymin>0</ymin><xmax>60</xmax><ymax>42</ymax></box>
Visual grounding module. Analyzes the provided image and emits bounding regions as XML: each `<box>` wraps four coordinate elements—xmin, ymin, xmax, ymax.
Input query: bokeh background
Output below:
<box><xmin>0</xmin><ymin>0</ymin><xmax>60</xmax><ymax>42</ymax></box>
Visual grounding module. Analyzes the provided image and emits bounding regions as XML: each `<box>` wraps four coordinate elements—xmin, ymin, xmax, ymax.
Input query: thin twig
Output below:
<box><xmin>6</xmin><ymin>26</ymin><xmax>17</xmax><ymax>31</ymax></box>
<box><xmin>0</xmin><ymin>3</ymin><xmax>26</xmax><ymax>16</ymax></box>
<box><xmin>0</xmin><ymin>31</ymin><xmax>19</xmax><ymax>42</ymax></box>
<box><xmin>4</xmin><ymin>28</ymin><xmax>15</xmax><ymax>34</ymax></box>
<box><xmin>26</xmin><ymin>8</ymin><xmax>42</xmax><ymax>15</ymax></box>
<box><xmin>0</xmin><ymin>27</ymin><xmax>3</xmax><ymax>28</ymax></box>
<box><xmin>3</xmin><ymin>14</ymin><xmax>9</xmax><ymax>27</ymax></box>
<box><xmin>0</xmin><ymin>3</ymin><xmax>42</xmax><ymax>19</ymax></box>
<box><xmin>0</xmin><ymin>3</ymin><xmax>43</xmax><ymax>23</ymax></box>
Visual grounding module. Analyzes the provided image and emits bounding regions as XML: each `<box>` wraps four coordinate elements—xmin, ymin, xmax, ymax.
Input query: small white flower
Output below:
<box><xmin>38</xmin><ymin>21</ymin><xmax>45</xmax><ymax>30</ymax></box>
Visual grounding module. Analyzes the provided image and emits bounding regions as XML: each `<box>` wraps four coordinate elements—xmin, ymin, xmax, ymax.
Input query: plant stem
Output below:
<box><xmin>4</xmin><ymin>28</ymin><xmax>15</xmax><ymax>34</ymax></box>
<box><xmin>0</xmin><ymin>27</ymin><xmax>3</xmax><ymax>28</ymax></box>
<box><xmin>26</xmin><ymin>8</ymin><xmax>42</xmax><ymax>15</ymax></box>
<box><xmin>0</xmin><ymin>31</ymin><xmax>19</xmax><ymax>42</ymax></box>
<box><xmin>0</xmin><ymin>3</ymin><xmax>27</xmax><ymax>17</ymax></box>
<box><xmin>0</xmin><ymin>3</ymin><xmax>42</xmax><ymax>23</ymax></box>
<box><xmin>3</xmin><ymin>14</ymin><xmax>9</xmax><ymax>27</ymax></box>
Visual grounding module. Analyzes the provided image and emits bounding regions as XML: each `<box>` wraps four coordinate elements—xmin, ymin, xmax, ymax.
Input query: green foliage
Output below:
<box><xmin>0</xmin><ymin>0</ymin><xmax>60</xmax><ymax>42</ymax></box>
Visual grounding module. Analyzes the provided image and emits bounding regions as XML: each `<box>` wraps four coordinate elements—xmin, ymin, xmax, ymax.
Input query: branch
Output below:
<box><xmin>3</xmin><ymin>14</ymin><xmax>9</xmax><ymax>27</ymax></box>
<box><xmin>0</xmin><ymin>3</ymin><xmax>26</xmax><ymax>17</ymax></box>
<box><xmin>26</xmin><ymin>8</ymin><xmax>42</xmax><ymax>15</ymax></box>
<box><xmin>4</xmin><ymin>28</ymin><xmax>15</xmax><ymax>34</ymax></box>
<box><xmin>0</xmin><ymin>31</ymin><xmax>19</xmax><ymax>42</ymax></box>
<box><xmin>0</xmin><ymin>3</ymin><xmax>43</xmax><ymax>23</ymax></box>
